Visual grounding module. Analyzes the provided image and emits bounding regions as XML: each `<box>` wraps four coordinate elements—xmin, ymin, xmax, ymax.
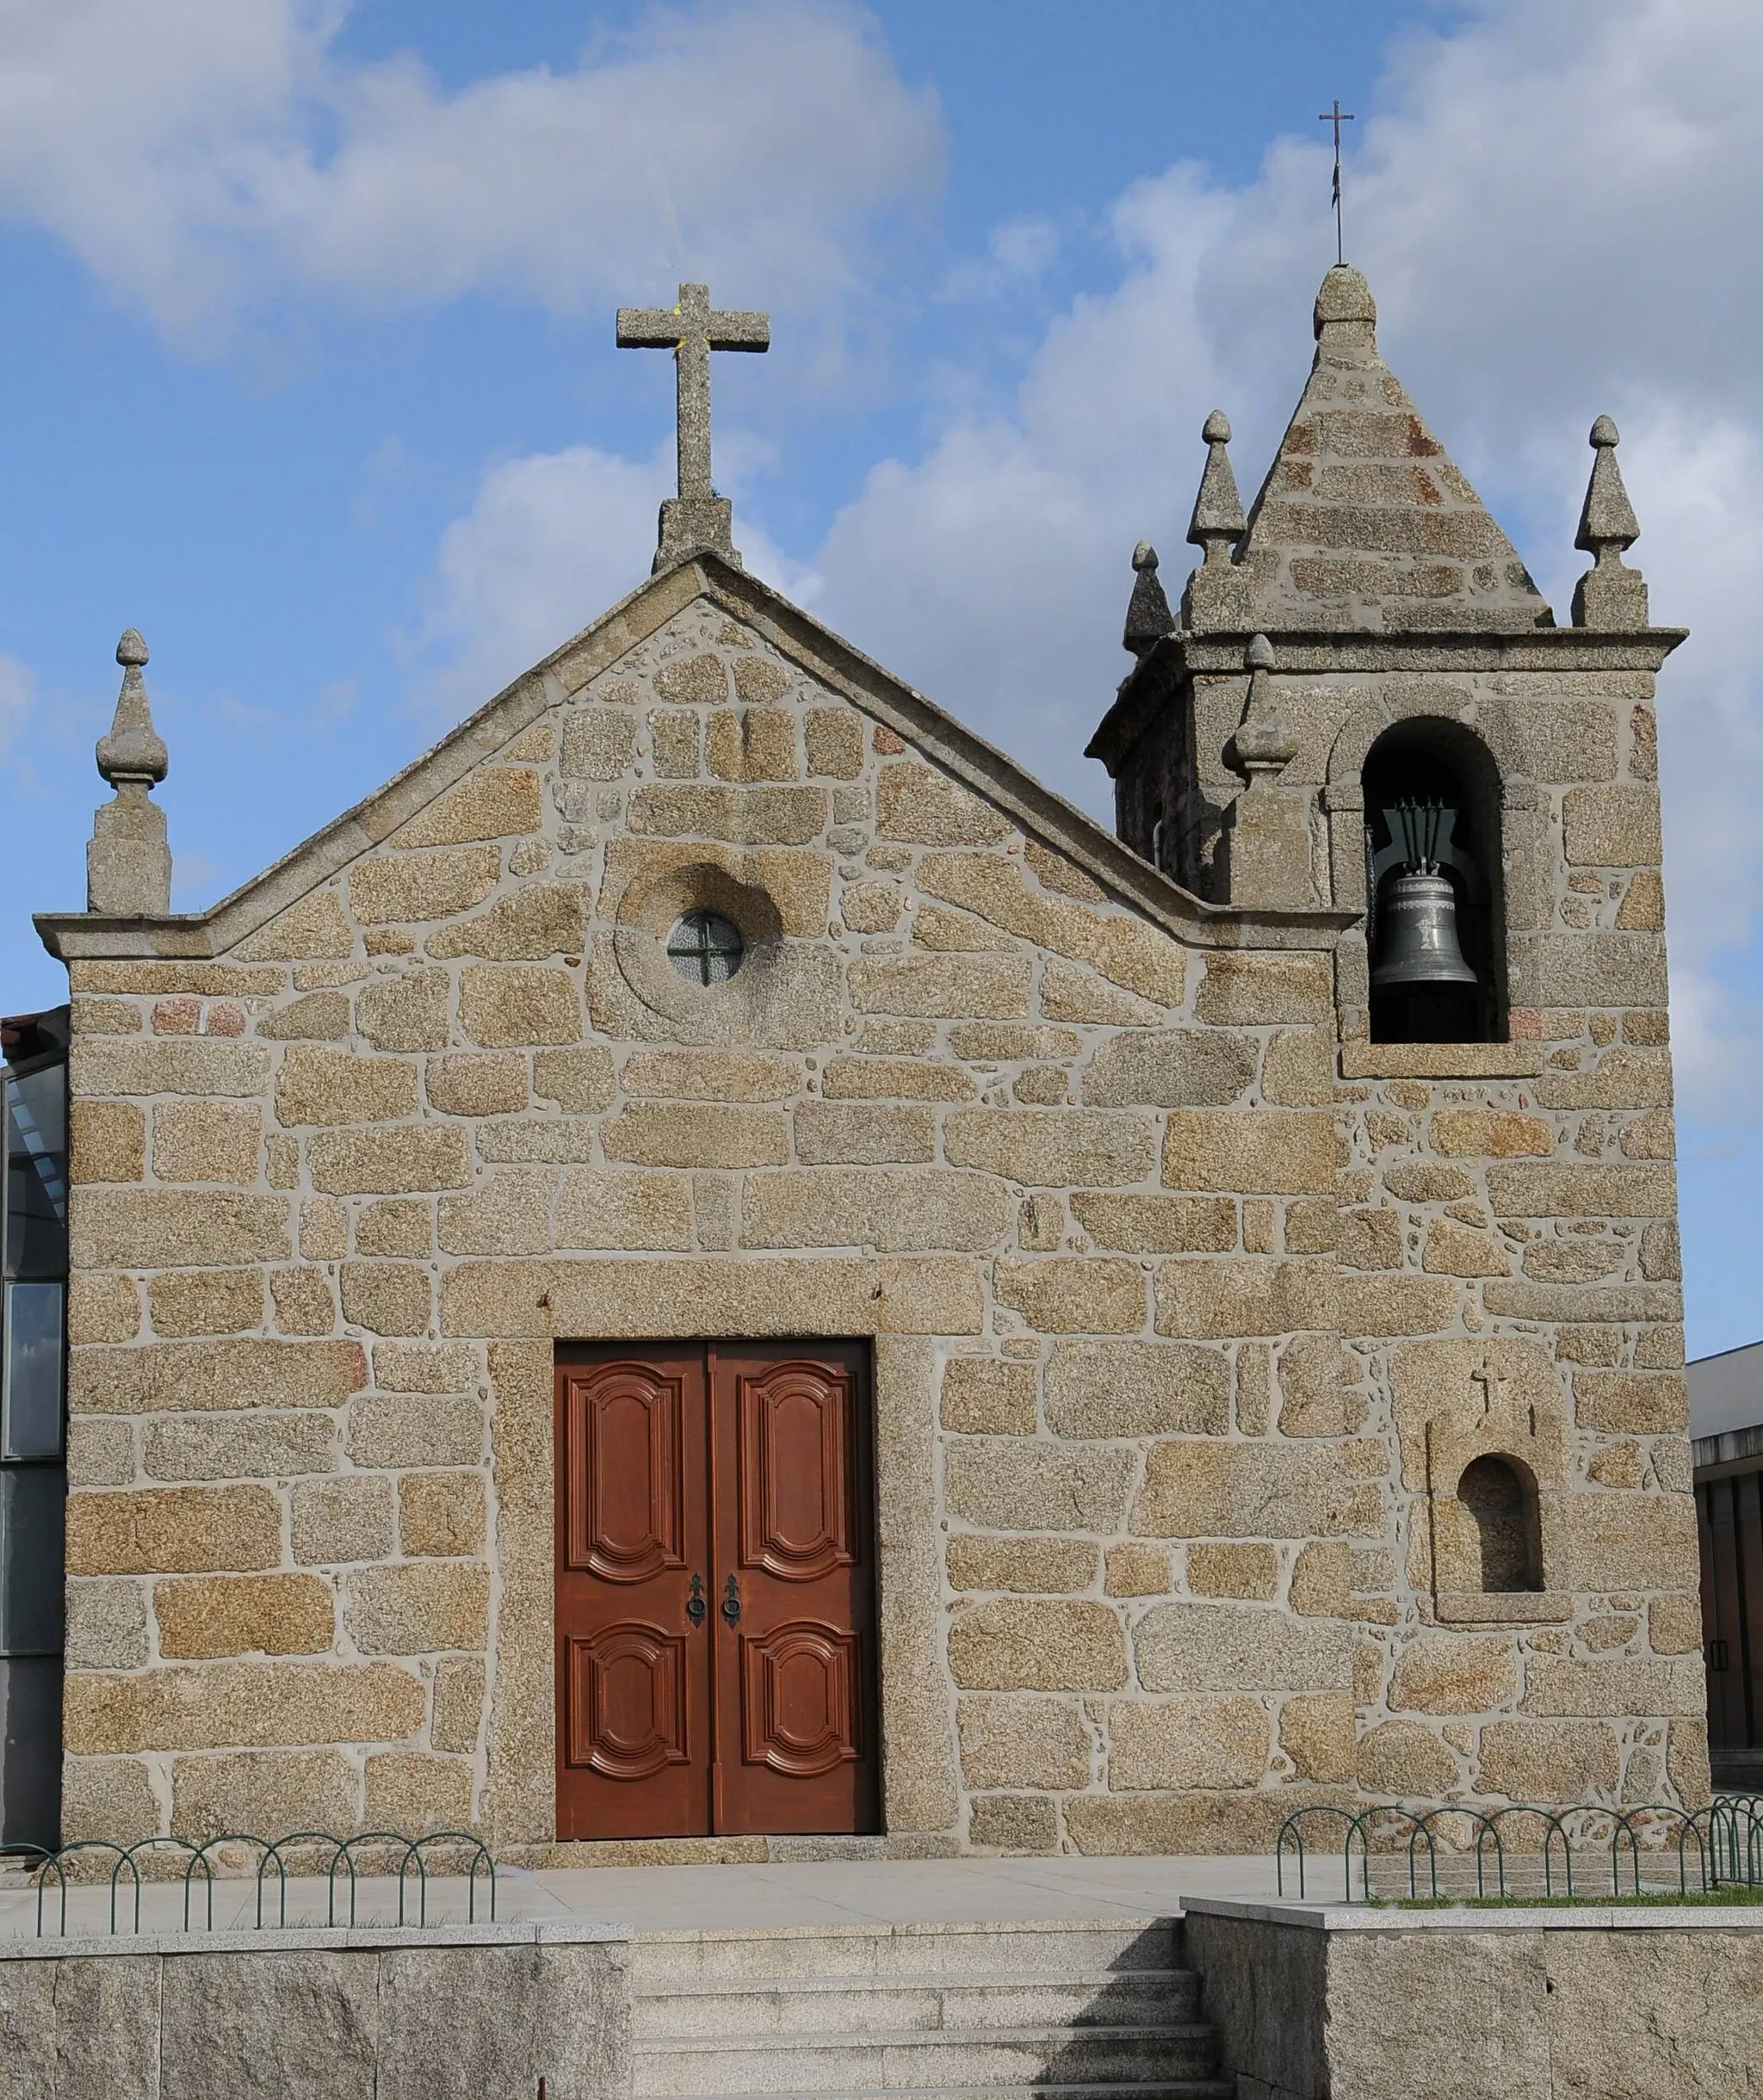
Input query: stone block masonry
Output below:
<box><xmin>42</xmin><ymin>562</ymin><xmax>1702</xmax><ymax>1859</ymax></box>
<box><xmin>0</xmin><ymin>1923</ymin><xmax>630</xmax><ymax>2100</ymax></box>
<box><xmin>1184</xmin><ymin>1899</ymin><xmax>1763</xmax><ymax>2100</ymax></box>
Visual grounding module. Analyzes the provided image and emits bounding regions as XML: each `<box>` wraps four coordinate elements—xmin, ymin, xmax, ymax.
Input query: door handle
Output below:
<box><xmin>1709</xmin><ymin>1639</ymin><xmax>1729</xmax><ymax>1673</ymax></box>
<box><xmin>721</xmin><ymin>1574</ymin><xmax>742</xmax><ymax>1627</ymax></box>
<box><xmin>686</xmin><ymin>1573</ymin><xmax>706</xmax><ymax>1628</ymax></box>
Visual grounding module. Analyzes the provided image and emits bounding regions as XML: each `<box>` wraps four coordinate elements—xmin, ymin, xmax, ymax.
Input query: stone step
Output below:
<box><xmin>635</xmin><ymin>1971</ymin><xmax>1203</xmax><ymax>2039</ymax></box>
<box><xmin>632</xmin><ymin>1918</ymin><xmax>1178</xmax><ymax>1985</ymax></box>
<box><xmin>633</xmin><ymin>2024</ymin><xmax>1221</xmax><ymax>2097</ymax></box>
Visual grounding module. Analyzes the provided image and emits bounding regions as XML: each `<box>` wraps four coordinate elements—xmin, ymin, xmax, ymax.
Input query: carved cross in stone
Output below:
<box><xmin>617</xmin><ymin>282</ymin><xmax>769</xmax><ymax>570</ymax></box>
<box><xmin>1470</xmin><ymin>1362</ymin><xmax>1508</xmax><ymax>1421</ymax></box>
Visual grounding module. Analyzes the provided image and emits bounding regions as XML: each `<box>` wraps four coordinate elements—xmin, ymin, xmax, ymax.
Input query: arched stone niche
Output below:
<box><xmin>1391</xmin><ymin>1338</ymin><xmax>1572</xmax><ymax>1626</ymax></box>
<box><xmin>1452</xmin><ymin>1454</ymin><xmax>1543</xmax><ymax>1592</ymax></box>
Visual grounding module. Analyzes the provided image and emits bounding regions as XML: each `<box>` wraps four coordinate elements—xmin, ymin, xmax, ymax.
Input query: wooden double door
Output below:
<box><xmin>554</xmin><ymin>1343</ymin><xmax>879</xmax><ymax>1840</ymax></box>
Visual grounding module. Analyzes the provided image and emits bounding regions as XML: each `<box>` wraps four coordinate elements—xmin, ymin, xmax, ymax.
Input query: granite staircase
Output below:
<box><xmin>631</xmin><ymin>1916</ymin><xmax>1230</xmax><ymax>2099</ymax></box>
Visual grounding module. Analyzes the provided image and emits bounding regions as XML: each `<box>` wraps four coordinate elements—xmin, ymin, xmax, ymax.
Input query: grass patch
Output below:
<box><xmin>1364</xmin><ymin>1883</ymin><xmax>1763</xmax><ymax>1911</ymax></box>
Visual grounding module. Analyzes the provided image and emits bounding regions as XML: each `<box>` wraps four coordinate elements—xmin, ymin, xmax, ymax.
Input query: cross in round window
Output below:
<box><xmin>666</xmin><ymin>910</ymin><xmax>745</xmax><ymax>985</ymax></box>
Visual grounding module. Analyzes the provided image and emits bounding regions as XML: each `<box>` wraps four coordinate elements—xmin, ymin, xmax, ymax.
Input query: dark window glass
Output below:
<box><xmin>3</xmin><ymin>1282</ymin><xmax>62</xmax><ymax>1461</ymax></box>
<box><xmin>0</xmin><ymin>1037</ymin><xmax>66</xmax><ymax>1852</ymax></box>
<box><xmin>0</xmin><ymin>1655</ymin><xmax>62</xmax><ymax>1847</ymax></box>
<box><xmin>3</xmin><ymin>1065</ymin><xmax>68</xmax><ymax>1281</ymax></box>
<box><xmin>666</xmin><ymin>911</ymin><xmax>745</xmax><ymax>986</ymax></box>
<box><xmin>0</xmin><ymin>1467</ymin><xmax>63</xmax><ymax>1654</ymax></box>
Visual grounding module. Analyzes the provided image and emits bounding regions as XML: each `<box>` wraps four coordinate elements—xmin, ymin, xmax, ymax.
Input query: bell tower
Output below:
<box><xmin>1087</xmin><ymin>263</ymin><xmax>1682</xmax><ymax>1068</ymax></box>
<box><xmin>1086</xmin><ymin>265</ymin><xmax>1698</xmax><ymax>1814</ymax></box>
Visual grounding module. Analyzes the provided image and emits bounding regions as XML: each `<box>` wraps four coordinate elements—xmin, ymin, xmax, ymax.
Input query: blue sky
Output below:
<box><xmin>0</xmin><ymin>0</ymin><xmax>1756</xmax><ymax>1355</ymax></box>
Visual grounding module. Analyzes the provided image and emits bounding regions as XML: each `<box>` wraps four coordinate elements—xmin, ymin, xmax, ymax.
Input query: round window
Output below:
<box><xmin>666</xmin><ymin>910</ymin><xmax>745</xmax><ymax>985</ymax></box>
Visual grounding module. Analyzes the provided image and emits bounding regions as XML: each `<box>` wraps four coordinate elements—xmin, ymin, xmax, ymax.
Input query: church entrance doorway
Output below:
<box><xmin>554</xmin><ymin>1342</ymin><xmax>879</xmax><ymax>1841</ymax></box>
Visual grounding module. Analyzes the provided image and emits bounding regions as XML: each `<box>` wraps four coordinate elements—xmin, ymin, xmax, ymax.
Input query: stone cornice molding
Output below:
<box><xmin>38</xmin><ymin>558</ymin><xmax>1355</xmax><ymax>965</ymax></box>
<box><xmin>1087</xmin><ymin>624</ymin><xmax>1688</xmax><ymax>775</ymax></box>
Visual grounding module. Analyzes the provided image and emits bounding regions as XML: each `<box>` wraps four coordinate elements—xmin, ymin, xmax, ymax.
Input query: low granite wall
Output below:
<box><xmin>1183</xmin><ymin>1895</ymin><xmax>1763</xmax><ymax>2100</ymax></box>
<box><xmin>0</xmin><ymin>1918</ymin><xmax>630</xmax><ymax>2100</ymax></box>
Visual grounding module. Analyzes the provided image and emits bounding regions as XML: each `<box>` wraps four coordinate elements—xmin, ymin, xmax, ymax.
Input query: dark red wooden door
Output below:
<box><xmin>709</xmin><ymin>1345</ymin><xmax>878</xmax><ymax>1836</ymax></box>
<box><xmin>556</xmin><ymin>1348</ymin><xmax>710</xmax><ymax>1838</ymax></box>
<box><xmin>555</xmin><ymin>1343</ymin><xmax>876</xmax><ymax>1840</ymax></box>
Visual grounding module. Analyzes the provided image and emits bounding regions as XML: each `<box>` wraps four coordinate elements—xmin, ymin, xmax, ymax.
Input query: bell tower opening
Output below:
<box><xmin>1364</xmin><ymin>720</ymin><xmax>1505</xmax><ymax>1043</ymax></box>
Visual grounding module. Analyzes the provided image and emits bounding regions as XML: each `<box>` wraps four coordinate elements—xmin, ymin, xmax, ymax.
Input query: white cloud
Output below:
<box><xmin>0</xmin><ymin>652</ymin><xmax>36</xmax><ymax>766</ymax></box>
<box><xmin>418</xmin><ymin>436</ymin><xmax>808</xmax><ymax>720</ymax></box>
<box><xmin>0</xmin><ymin>0</ymin><xmax>939</xmax><ymax>345</ymax></box>
<box><xmin>419</xmin><ymin>441</ymin><xmax>673</xmax><ymax>720</ymax></box>
<box><xmin>1614</xmin><ymin>412</ymin><xmax>1763</xmax><ymax>971</ymax></box>
<box><xmin>811</xmin><ymin>167</ymin><xmax>1240</xmax><ymax>809</ymax></box>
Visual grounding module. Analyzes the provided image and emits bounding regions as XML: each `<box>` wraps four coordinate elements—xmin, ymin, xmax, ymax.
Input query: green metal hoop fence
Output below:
<box><xmin>1275</xmin><ymin>1799</ymin><xmax>1763</xmax><ymax>1905</ymax></box>
<box><xmin>1</xmin><ymin>1830</ymin><xmax>495</xmax><ymax>1937</ymax></box>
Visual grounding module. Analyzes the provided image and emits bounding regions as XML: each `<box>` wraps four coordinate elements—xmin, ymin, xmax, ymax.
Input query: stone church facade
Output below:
<box><xmin>37</xmin><ymin>267</ymin><xmax>1704</xmax><ymax>1858</ymax></box>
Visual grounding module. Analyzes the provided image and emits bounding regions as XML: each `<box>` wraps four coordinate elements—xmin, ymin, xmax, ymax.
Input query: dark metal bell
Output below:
<box><xmin>1370</xmin><ymin>870</ymin><xmax>1477</xmax><ymax>989</ymax></box>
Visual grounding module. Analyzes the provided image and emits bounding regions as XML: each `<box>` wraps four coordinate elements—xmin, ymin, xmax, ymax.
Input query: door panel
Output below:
<box><xmin>740</xmin><ymin>1621</ymin><xmax>864</xmax><ymax>1775</ymax></box>
<box><xmin>738</xmin><ymin>1361</ymin><xmax>857</xmax><ymax>1579</ymax></box>
<box><xmin>566</xmin><ymin>1626</ymin><xmax>690</xmax><ymax>1777</ymax></box>
<box><xmin>567</xmin><ymin>1360</ymin><xmax>688</xmax><ymax>1582</ymax></box>
<box><xmin>710</xmin><ymin>1345</ymin><xmax>879</xmax><ymax>1837</ymax></box>
<box><xmin>555</xmin><ymin>1349</ymin><xmax>710</xmax><ymax>1839</ymax></box>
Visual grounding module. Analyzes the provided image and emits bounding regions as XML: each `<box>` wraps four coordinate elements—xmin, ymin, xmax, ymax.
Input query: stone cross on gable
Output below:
<box><xmin>617</xmin><ymin>281</ymin><xmax>770</xmax><ymax>573</ymax></box>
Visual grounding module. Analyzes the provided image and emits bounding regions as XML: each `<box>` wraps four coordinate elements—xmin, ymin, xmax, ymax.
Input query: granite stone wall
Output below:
<box><xmin>0</xmin><ymin>1924</ymin><xmax>629</xmax><ymax>2100</ymax></box>
<box><xmin>1184</xmin><ymin>1901</ymin><xmax>1763</xmax><ymax>2100</ymax></box>
<box><xmin>53</xmin><ymin>578</ymin><xmax>1704</xmax><ymax>1856</ymax></box>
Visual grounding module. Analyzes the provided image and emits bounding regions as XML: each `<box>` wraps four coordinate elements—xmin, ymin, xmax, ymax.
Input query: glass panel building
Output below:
<box><xmin>0</xmin><ymin>1008</ymin><xmax>67</xmax><ymax>1846</ymax></box>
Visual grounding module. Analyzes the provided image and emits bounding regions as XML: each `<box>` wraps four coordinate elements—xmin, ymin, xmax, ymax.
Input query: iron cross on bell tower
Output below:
<box><xmin>617</xmin><ymin>281</ymin><xmax>770</xmax><ymax>572</ymax></box>
<box><xmin>1317</xmin><ymin>99</ymin><xmax>1355</xmax><ymax>267</ymax></box>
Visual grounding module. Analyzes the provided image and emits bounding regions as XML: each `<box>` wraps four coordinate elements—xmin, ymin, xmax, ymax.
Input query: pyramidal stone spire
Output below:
<box><xmin>1572</xmin><ymin>415</ymin><xmax>1648</xmax><ymax>630</ymax></box>
<box><xmin>87</xmin><ymin>628</ymin><xmax>172</xmax><ymax>916</ymax></box>
<box><xmin>1122</xmin><ymin>541</ymin><xmax>1175</xmax><ymax>657</ymax></box>
<box><xmin>1222</xmin><ymin>264</ymin><xmax>1555</xmax><ymax>635</ymax></box>
<box><xmin>1183</xmin><ymin>411</ymin><xmax>1253</xmax><ymax>629</ymax></box>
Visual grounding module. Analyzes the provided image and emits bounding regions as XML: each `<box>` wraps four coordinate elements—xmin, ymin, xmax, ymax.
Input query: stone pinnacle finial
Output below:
<box><xmin>1313</xmin><ymin>263</ymin><xmax>1377</xmax><ymax>368</ymax></box>
<box><xmin>96</xmin><ymin>629</ymin><xmax>168</xmax><ymax>788</ymax></box>
<box><xmin>1123</xmin><ymin>542</ymin><xmax>1175</xmax><ymax>658</ymax></box>
<box><xmin>1234</xmin><ymin>633</ymin><xmax>1296</xmax><ymax>774</ymax></box>
<box><xmin>1226</xmin><ymin>630</ymin><xmax>1315</xmax><ymax>909</ymax></box>
<box><xmin>88</xmin><ymin>627</ymin><xmax>172</xmax><ymax>915</ymax></box>
<box><xmin>1572</xmin><ymin>416</ymin><xmax>1648</xmax><ymax>630</ymax></box>
<box><xmin>1187</xmin><ymin>411</ymin><xmax>1246</xmax><ymax>567</ymax></box>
